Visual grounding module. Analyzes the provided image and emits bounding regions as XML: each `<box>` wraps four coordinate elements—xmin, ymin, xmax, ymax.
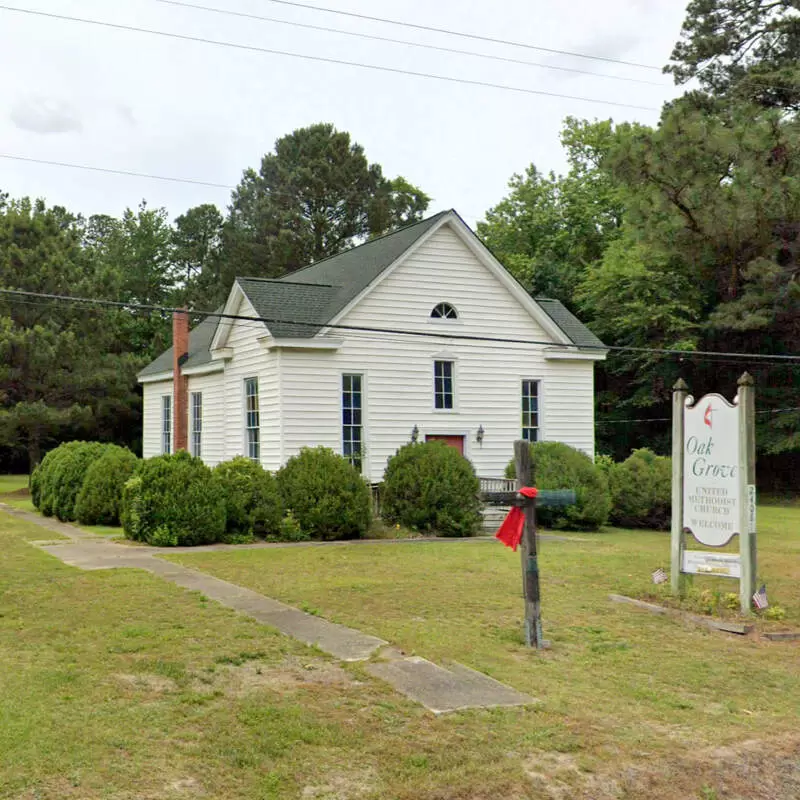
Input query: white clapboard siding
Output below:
<box><xmin>279</xmin><ymin>224</ymin><xmax>597</xmax><ymax>482</ymax></box>
<box><xmin>142</xmin><ymin>379</ymin><xmax>172</xmax><ymax>458</ymax></box>
<box><xmin>220</xmin><ymin>295</ymin><xmax>281</xmax><ymax>470</ymax></box>
<box><xmin>186</xmin><ymin>372</ymin><xmax>225</xmax><ymax>466</ymax></box>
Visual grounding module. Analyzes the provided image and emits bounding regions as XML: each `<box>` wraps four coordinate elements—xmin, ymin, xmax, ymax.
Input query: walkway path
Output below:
<box><xmin>3</xmin><ymin>505</ymin><xmax>535</xmax><ymax>715</ymax></box>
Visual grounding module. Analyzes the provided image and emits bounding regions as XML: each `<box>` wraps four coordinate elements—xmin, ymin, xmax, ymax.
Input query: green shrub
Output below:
<box><xmin>30</xmin><ymin>464</ymin><xmax>42</xmax><ymax>509</ymax></box>
<box><xmin>121</xmin><ymin>451</ymin><xmax>226</xmax><ymax>546</ymax></box>
<box><xmin>275</xmin><ymin>509</ymin><xmax>309</xmax><ymax>542</ymax></box>
<box><xmin>381</xmin><ymin>441</ymin><xmax>481</xmax><ymax>537</ymax></box>
<box><xmin>74</xmin><ymin>446</ymin><xmax>139</xmax><ymax>526</ymax></box>
<box><xmin>506</xmin><ymin>441</ymin><xmax>610</xmax><ymax>530</ymax></box>
<box><xmin>608</xmin><ymin>448</ymin><xmax>671</xmax><ymax>530</ymax></box>
<box><xmin>36</xmin><ymin>443</ymin><xmax>79</xmax><ymax>516</ymax></box>
<box><xmin>213</xmin><ymin>457</ymin><xmax>282</xmax><ymax>538</ymax></box>
<box><xmin>276</xmin><ymin>447</ymin><xmax>371</xmax><ymax>540</ymax></box>
<box><xmin>35</xmin><ymin>441</ymin><xmax>111</xmax><ymax>521</ymax></box>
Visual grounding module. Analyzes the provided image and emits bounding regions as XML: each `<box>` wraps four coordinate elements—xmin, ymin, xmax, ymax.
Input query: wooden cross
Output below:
<box><xmin>481</xmin><ymin>440</ymin><xmax>577</xmax><ymax>649</ymax></box>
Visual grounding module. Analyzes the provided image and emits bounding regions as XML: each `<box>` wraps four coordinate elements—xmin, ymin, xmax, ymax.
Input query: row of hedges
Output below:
<box><xmin>32</xmin><ymin>442</ymin><xmax>138</xmax><ymax>525</ymax></box>
<box><xmin>33</xmin><ymin>442</ymin><xmax>374</xmax><ymax>546</ymax></box>
<box><xmin>122</xmin><ymin>448</ymin><xmax>373</xmax><ymax>546</ymax></box>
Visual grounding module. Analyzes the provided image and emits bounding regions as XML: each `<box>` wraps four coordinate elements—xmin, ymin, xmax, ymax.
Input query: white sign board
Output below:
<box><xmin>682</xmin><ymin>550</ymin><xmax>741</xmax><ymax>579</ymax></box>
<box><xmin>682</xmin><ymin>394</ymin><xmax>740</xmax><ymax>546</ymax></box>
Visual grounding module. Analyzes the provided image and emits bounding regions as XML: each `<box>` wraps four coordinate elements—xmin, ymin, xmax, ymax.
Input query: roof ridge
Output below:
<box><xmin>282</xmin><ymin>208</ymin><xmax>453</xmax><ymax>280</ymax></box>
<box><xmin>237</xmin><ymin>277</ymin><xmax>337</xmax><ymax>288</ymax></box>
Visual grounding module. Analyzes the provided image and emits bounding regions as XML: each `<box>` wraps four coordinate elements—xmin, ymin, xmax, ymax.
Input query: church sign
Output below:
<box><xmin>682</xmin><ymin>394</ymin><xmax>740</xmax><ymax>547</ymax></box>
<box><xmin>670</xmin><ymin>375</ymin><xmax>757</xmax><ymax>613</ymax></box>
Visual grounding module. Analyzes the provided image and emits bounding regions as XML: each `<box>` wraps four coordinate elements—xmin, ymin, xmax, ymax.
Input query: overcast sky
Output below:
<box><xmin>0</xmin><ymin>0</ymin><xmax>688</xmax><ymax>228</ymax></box>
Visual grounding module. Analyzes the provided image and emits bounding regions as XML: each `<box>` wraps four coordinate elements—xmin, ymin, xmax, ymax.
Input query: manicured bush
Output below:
<box><xmin>381</xmin><ymin>441</ymin><xmax>481</xmax><ymax>537</ymax></box>
<box><xmin>121</xmin><ymin>451</ymin><xmax>226</xmax><ymax>546</ymax></box>
<box><xmin>74</xmin><ymin>446</ymin><xmax>139</xmax><ymax>526</ymax></box>
<box><xmin>30</xmin><ymin>464</ymin><xmax>42</xmax><ymax>509</ymax></box>
<box><xmin>35</xmin><ymin>443</ymin><xmax>78</xmax><ymax>516</ymax></box>
<box><xmin>34</xmin><ymin>441</ymin><xmax>110</xmax><ymax>521</ymax></box>
<box><xmin>506</xmin><ymin>441</ymin><xmax>611</xmax><ymax>530</ymax></box>
<box><xmin>214</xmin><ymin>457</ymin><xmax>282</xmax><ymax>539</ymax></box>
<box><xmin>276</xmin><ymin>447</ymin><xmax>371</xmax><ymax>540</ymax></box>
<box><xmin>608</xmin><ymin>448</ymin><xmax>671</xmax><ymax>530</ymax></box>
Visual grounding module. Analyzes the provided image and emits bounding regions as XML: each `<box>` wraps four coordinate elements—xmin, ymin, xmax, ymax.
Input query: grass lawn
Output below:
<box><xmin>165</xmin><ymin>504</ymin><xmax>800</xmax><ymax>798</ymax></box>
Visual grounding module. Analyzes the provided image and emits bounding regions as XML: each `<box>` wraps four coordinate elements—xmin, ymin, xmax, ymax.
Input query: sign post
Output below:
<box><xmin>514</xmin><ymin>440</ymin><xmax>542</xmax><ymax>649</ymax></box>
<box><xmin>671</xmin><ymin>373</ymin><xmax>757</xmax><ymax>613</ymax></box>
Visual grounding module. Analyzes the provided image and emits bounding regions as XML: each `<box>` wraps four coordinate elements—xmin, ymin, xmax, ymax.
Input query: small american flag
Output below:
<box><xmin>652</xmin><ymin>568</ymin><xmax>668</xmax><ymax>585</ymax></box>
<box><xmin>753</xmin><ymin>584</ymin><xmax>768</xmax><ymax>610</ymax></box>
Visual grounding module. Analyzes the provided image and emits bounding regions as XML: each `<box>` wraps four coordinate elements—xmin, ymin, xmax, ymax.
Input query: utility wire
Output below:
<box><xmin>239</xmin><ymin>0</ymin><xmax>663</xmax><ymax>71</ymax></box>
<box><xmin>3</xmin><ymin>288</ymin><xmax>800</xmax><ymax>363</ymax></box>
<box><xmin>0</xmin><ymin>153</ymin><xmax>231</xmax><ymax>190</ymax></box>
<box><xmin>158</xmin><ymin>0</ymin><xmax>668</xmax><ymax>87</ymax></box>
<box><xmin>0</xmin><ymin>6</ymin><xmax>658</xmax><ymax>112</ymax></box>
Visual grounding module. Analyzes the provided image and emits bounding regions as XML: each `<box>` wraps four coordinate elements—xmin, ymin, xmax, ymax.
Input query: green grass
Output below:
<box><xmin>4</xmin><ymin>500</ymin><xmax>800</xmax><ymax>798</ymax></box>
<box><xmin>166</xmin><ymin>505</ymin><xmax>800</xmax><ymax>797</ymax></box>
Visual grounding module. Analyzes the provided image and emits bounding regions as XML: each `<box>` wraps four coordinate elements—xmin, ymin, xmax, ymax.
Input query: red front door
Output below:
<box><xmin>425</xmin><ymin>434</ymin><xmax>465</xmax><ymax>455</ymax></box>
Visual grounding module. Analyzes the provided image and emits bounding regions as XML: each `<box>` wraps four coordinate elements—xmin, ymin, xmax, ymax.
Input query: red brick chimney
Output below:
<box><xmin>172</xmin><ymin>309</ymin><xmax>190</xmax><ymax>453</ymax></box>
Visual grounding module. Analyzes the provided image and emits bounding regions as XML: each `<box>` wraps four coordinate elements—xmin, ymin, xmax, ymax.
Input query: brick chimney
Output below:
<box><xmin>172</xmin><ymin>309</ymin><xmax>190</xmax><ymax>453</ymax></box>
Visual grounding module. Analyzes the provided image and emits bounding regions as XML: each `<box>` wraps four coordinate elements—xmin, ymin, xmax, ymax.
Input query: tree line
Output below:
<box><xmin>2</xmin><ymin>1</ymin><xmax>798</xmax><ymax>489</ymax></box>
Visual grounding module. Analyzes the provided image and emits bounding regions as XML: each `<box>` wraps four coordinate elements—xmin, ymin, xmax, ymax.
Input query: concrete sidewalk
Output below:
<box><xmin>4</xmin><ymin>505</ymin><xmax>536</xmax><ymax>714</ymax></box>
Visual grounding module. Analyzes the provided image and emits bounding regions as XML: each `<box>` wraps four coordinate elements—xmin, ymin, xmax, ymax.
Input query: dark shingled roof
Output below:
<box><xmin>138</xmin><ymin>310</ymin><xmax>222</xmax><ymax>378</ymax></box>
<box><xmin>535</xmin><ymin>298</ymin><xmax>606</xmax><ymax>350</ymax></box>
<box><xmin>138</xmin><ymin>211</ymin><xmax>605</xmax><ymax>379</ymax></box>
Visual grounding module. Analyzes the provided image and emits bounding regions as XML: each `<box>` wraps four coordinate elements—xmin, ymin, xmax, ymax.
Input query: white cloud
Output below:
<box><xmin>10</xmin><ymin>96</ymin><xmax>82</xmax><ymax>135</ymax></box>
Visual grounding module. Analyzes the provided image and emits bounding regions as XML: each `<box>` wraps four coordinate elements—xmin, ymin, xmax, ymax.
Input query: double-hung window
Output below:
<box><xmin>161</xmin><ymin>395</ymin><xmax>172</xmax><ymax>454</ymax></box>
<box><xmin>342</xmin><ymin>374</ymin><xmax>363</xmax><ymax>470</ymax></box>
<box><xmin>190</xmin><ymin>392</ymin><xmax>202</xmax><ymax>458</ymax></box>
<box><xmin>522</xmin><ymin>380</ymin><xmax>540</xmax><ymax>442</ymax></box>
<box><xmin>434</xmin><ymin>360</ymin><xmax>454</xmax><ymax>410</ymax></box>
<box><xmin>244</xmin><ymin>377</ymin><xmax>260</xmax><ymax>461</ymax></box>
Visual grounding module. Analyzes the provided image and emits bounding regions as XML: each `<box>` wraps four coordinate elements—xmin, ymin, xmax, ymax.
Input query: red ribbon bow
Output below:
<box><xmin>495</xmin><ymin>487</ymin><xmax>537</xmax><ymax>551</ymax></box>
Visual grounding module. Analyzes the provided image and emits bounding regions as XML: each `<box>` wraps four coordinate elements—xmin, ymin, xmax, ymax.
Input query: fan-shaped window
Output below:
<box><xmin>430</xmin><ymin>302</ymin><xmax>458</xmax><ymax>320</ymax></box>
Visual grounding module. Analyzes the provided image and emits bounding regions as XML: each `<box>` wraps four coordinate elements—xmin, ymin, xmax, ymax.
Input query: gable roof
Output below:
<box><xmin>138</xmin><ymin>210</ymin><xmax>605</xmax><ymax>380</ymax></box>
<box><xmin>535</xmin><ymin>298</ymin><xmax>606</xmax><ymax>350</ymax></box>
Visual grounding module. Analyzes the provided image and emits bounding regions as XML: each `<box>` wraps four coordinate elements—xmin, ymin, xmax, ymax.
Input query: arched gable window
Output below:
<box><xmin>430</xmin><ymin>302</ymin><xmax>458</xmax><ymax>320</ymax></box>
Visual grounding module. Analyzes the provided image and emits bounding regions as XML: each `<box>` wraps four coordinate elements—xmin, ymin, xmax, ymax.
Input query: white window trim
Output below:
<box><xmin>521</xmin><ymin>377</ymin><xmax>544</xmax><ymax>443</ymax></box>
<box><xmin>190</xmin><ymin>391</ymin><xmax>202</xmax><ymax>458</ymax></box>
<box><xmin>161</xmin><ymin>394</ymin><xmax>172</xmax><ymax>455</ymax></box>
<box><xmin>243</xmin><ymin>376</ymin><xmax>261</xmax><ymax>462</ymax></box>
<box><xmin>432</xmin><ymin>358</ymin><xmax>458</xmax><ymax>413</ymax></box>
<box><xmin>340</xmin><ymin>372</ymin><xmax>367</xmax><ymax>475</ymax></box>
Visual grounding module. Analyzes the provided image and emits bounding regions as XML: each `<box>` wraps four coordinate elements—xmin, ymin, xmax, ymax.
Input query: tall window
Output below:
<box><xmin>161</xmin><ymin>395</ymin><xmax>172</xmax><ymax>454</ymax></box>
<box><xmin>522</xmin><ymin>380</ymin><xmax>540</xmax><ymax>442</ymax></box>
<box><xmin>342</xmin><ymin>374</ymin><xmax>363</xmax><ymax>470</ymax></box>
<box><xmin>191</xmin><ymin>392</ymin><xmax>202</xmax><ymax>458</ymax></box>
<box><xmin>244</xmin><ymin>377</ymin><xmax>260</xmax><ymax>461</ymax></box>
<box><xmin>431</xmin><ymin>302</ymin><xmax>458</xmax><ymax>319</ymax></box>
<box><xmin>434</xmin><ymin>361</ymin><xmax>454</xmax><ymax>410</ymax></box>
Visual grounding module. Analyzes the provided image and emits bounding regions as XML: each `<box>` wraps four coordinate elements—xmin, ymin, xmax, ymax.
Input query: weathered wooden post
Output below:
<box><xmin>514</xmin><ymin>440</ymin><xmax>542</xmax><ymax>649</ymax></box>
<box><xmin>737</xmin><ymin>372</ymin><xmax>757</xmax><ymax>613</ymax></box>
<box><xmin>671</xmin><ymin>378</ymin><xmax>688</xmax><ymax>596</ymax></box>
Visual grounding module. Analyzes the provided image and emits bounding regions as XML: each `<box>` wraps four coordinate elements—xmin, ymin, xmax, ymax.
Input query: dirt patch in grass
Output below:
<box><xmin>1</xmin><ymin>488</ymin><xmax>30</xmax><ymax>499</ymax></box>
<box><xmin>115</xmin><ymin>672</ymin><xmax>178</xmax><ymax>694</ymax></box>
<box><xmin>210</xmin><ymin>655</ymin><xmax>359</xmax><ymax>698</ymax></box>
<box><xmin>300</xmin><ymin>766</ymin><xmax>377</xmax><ymax>799</ymax></box>
<box><xmin>524</xmin><ymin>735</ymin><xmax>800</xmax><ymax>799</ymax></box>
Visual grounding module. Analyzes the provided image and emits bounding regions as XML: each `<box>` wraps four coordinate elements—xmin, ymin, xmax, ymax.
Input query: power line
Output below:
<box><xmin>597</xmin><ymin>408</ymin><xmax>800</xmax><ymax>425</ymax></box>
<box><xmin>3</xmin><ymin>288</ymin><xmax>800</xmax><ymax>364</ymax></box>
<box><xmin>240</xmin><ymin>0</ymin><xmax>663</xmax><ymax>71</ymax></box>
<box><xmin>0</xmin><ymin>153</ymin><xmax>231</xmax><ymax>190</ymax></box>
<box><xmin>158</xmin><ymin>0</ymin><xmax>668</xmax><ymax>88</ymax></box>
<box><xmin>0</xmin><ymin>6</ymin><xmax>659</xmax><ymax>112</ymax></box>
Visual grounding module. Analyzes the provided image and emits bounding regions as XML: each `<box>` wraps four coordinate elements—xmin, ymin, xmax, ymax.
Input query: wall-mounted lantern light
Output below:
<box><xmin>477</xmin><ymin>425</ymin><xmax>485</xmax><ymax>446</ymax></box>
<box><xmin>411</xmin><ymin>425</ymin><xmax>419</xmax><ymax>443</ymax></box>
